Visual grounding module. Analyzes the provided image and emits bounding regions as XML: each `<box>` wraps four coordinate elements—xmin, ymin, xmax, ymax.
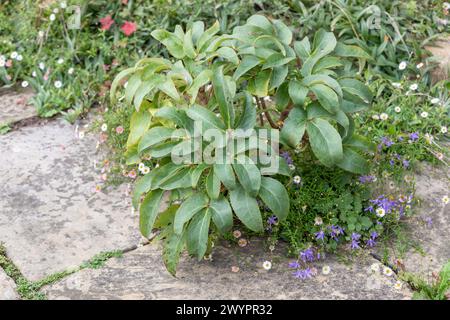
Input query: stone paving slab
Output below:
<box><xmin>43</xmin><ymin>241</ymin><xmax>412</xmax><ymax>300</ymax></box>
<box><xmin>0</xmin><ymin>89</ymin><xmax>36</xmax><ymax>125</ymax></box>
<box><xmin>0</xmin><ymin>118</ymin><xmax>141</xmax><ymax>281</ymax></box>
<box><xmin>0</xmin><ymin>268</ymin><xmax>19</xmax><ymax>300</ymax></box>
<box><xmin>377</xmin><ymin>163</ymin><xmax>449</xmax><ymax>276</ymax></box>
<box><xmin>426</xmin><ymin>37</ymin><xmax>450</xmax><ymax>83</ymax></box>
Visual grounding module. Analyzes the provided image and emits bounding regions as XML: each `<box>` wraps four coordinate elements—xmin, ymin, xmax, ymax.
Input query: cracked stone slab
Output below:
<box><xmin>0</xmin><ymin>89</ymin><xmax>36</xmax><ymax>125</ymax></box>
<box><xmin>43</xmin><ymin>240</ymin><xmax>412</xmax><ymax>300</ymax></box>
<box><xmin>378</xmin><ymin>163</ymin><xmax>449</xmax><ymax>276</ymax></box>
<box><xmin>426</xmin><ymin>37</ymin><xmax>450</xmax><ymax>83</ymax></box>
<box><xmin>0</xmin><ymin>268</ymin><xmax>19</xmax><ymax>300</ymax></box>
<box><xmin>0</xmin><ymin>118</ymin><xmax>141</xmax><ymax>281</ymax></box>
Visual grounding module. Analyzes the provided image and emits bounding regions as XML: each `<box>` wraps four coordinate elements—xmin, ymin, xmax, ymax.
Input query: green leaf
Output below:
<box><xmin>251</xmin><ymin>69</ymin><xmax>272</xmax><ymax>97</ymax></box>
<box><xmin>275</xmin><ymin>82</ymin><xmax>290</xmax><ymax>111</ymax></box>
<box><xmin>151</xmin><ymin>29</ymin><xmax>185</xmax><ymax>59</ymax></box>
<box><xmin>212</xmin><ymin>66</ymin><xmax>235</xmax><ymax>128</ymax></box>
<box><xmin>186</xmin><ymin>104</ymin><xmax>226</xmax><ymax>131</ymax></box>
<box><xmin>217</xmin><ymin>47</ymin><xmax>239</xmax><ymax>64</ymax></box>
<box><xmin>186</xmin><ymin>209</ymin><xmax>211</xmax><ymax>260</ymax></box>
<box><xmin>233</xmin><ymin>55</ymin><xmax>260</xmax><ymax>80</ymax></box>
<box><xmin>334</xmin><ymin>42</ymin><xmax>372</xmax><ymax>60</ymax></box>
<box><xmin>310</xmin><ymin>84</ymin><xmax>339</xmax><ymax>114</ymax></box>
<box><xmin>236</xmin><ymin>92</ymin><xmax>256</xmax><ymax>130</ymax></box>
<box><xmin>197</xmin><ymin>21</ymin><xmax>220</xmax><ymax>52</ymax></box>
<box><xmin>163</xmin><ymin>227</ymin><xmax>186</xmax><ymax>276</ymax></box>
<box><xmin>154</xmin><ymin>107</ymin><xmax>193</xmax><ymax>131</ymax></box>
<box><xmin>151</xmin><ymin>163</ymin><xmax>186</xmax><ymax>189</ymax></box>
<box><xmin>301</xmin><ymin>30</ymin><xmax>337</xmax><ymax>76</ymax></box>
<box><xmin>187</xmin><ymin>69</ymin><xmax>212</xmax><ymax>104</ymax></box>
<box><xmin>273</xmin><ymin>20</ymin><xmax>292</xmax><ymax>45</ymax></box>
<box><xmin>183</xmin><ymin>29</ymin><xmax>196</xmax><ymax>58</ymax></box>
<box><xmin>132</xmin><ymin>174</ymin><xmax>154</xmax><ymax>209</ymax></box>
<box><xmin>127</xmin><ymin>109</ymin><xmax>152</xmax><ymax>148</ymax></box>
<box><xmin>229</xmin><ymin>185</ymin><xmax>263</xmax><ymax>232</ymax></box>
<box><xmin>157</xmin><ymin>77</ymin><xmax>180</xmax><ymax>101</ymax></box>
<box><xmin>125</xmin><ymin>73</ymin><xmax>142</xmax><ymax>105</ymax></box>
<box><xmin>159</xmin><ymin>167</ymin><xmax>192</xmax><ymax>190</ymax></box>
<box><xmin>213</xmin><ymin>163</ymin><xmax>236</xmax><ymax>190</ymax></box>
<box><xmin>191</xmin><ymin>164</ymin><xmax>209</xmax><ymax>188</ymax></box>
<box><xmin>138</xmin><ymin>127</ymin><xmax>175</xmax><ymax>154</ymax></box>
<box><xmin>294</xmin><ymin>37</ymin><xmax>311</xmax><ymax>61</ymax></box>
<box><xmin>206</xmin><ymin>169</ymin><xmax>221</xmax><ymax>200</ymax></box>
<box><xmin>270</xmin><ymin>65</ymin><xmax>289</xmax><ymax>90</ymax></box>
<box><xmin>339</xmin><ymin>78</ymin><xmax>373</xmax><ymax>105</ymax></box>
<box><xmin>210</xmin><ymin>196</ymin><xmax>233</xmax><ymax>234</ymax></box>
<box><xmin>173</xmin><ymin>192</ymin><xmax>209</xmax><ymax>234</ymax></box>
<box><xmin>261</xmin><ymin>53</ymin><xmax>294</xmax><ymax>70</ymax></box>
<box><xmin>259</xmin><ymin>177</ymin><xmax>289</xmax><ymax>221</ymax></box>
<box><xmin>139</xmin><ymin>189</ymin><xmax>165</xmax><ymax>238</ymax></box>
<box><xmin>280</xmin><ymin>106</ymin><xmax>306</xmax><ymax>147</ymax></box>
<box><xmin>306</xmin><ymin>118</ymin><xmax>343</xmax><ymax>166</ymax></box>
<box><xmin>232</xmin><ymin>155</ymin><xmax>261</xmax><ymax>197</ymax></box>
<box><xmin>343</xmin><ymin>134</ymin><xmax>376</xmax><ymax>152</ymax></box>
<box><xmin>302</xmin><ymin>74</ymin><xmax>343</xmax><ymax>98</ymax></box>
<box><xmin>110</xmin><ymin>67</ymin><xmax>134</xmax><ymax>103</ymax></box>
<box><xmin>336</xmin><ymin>147</ymin><xmax>369</xmax><ymax>174</ymax></box>
<box><xmin>288</xmin><ymin>80</ymin><xmax>308</xmax><ymax>106</ymax></box>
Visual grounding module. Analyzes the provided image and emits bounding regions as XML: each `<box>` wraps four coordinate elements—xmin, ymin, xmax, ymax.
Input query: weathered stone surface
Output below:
<box><xmin>426</xmin><ymin>37</ymin><xmax>450</xmax><ymax>83</ymax></box>
<box><xmin>0</xmin><ymin>268</ymin><xmax>19</xmax><ymax>300</ymax></box>
<box><xmin>0</xmin><ymin>89</ymin><xmax>36</xmax><ymax>125</ymax></box>
<box><xmin>378</xmin><ymin>163</ymin><xmax>449</xmax><ymax>276</ymax></box>
<box><xmin>0</xmin><ymin>118</ymin><xmax>141</xmax><ymax>281</ymax></box>
<box><xmin>43</xmin><ymin>241</ymin><xmax>412</xmax><ymax>300</ymax></box>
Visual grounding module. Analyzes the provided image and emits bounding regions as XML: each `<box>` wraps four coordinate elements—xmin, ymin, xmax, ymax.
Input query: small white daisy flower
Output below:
<box><xmin>57</xmin><ymin>58</ymin><xmax>64</xmax><ymax>64</ymax></box>
<box><xmin>53</xmin><ymin>8</ymin><xmax>59</xmax><ymax>14</ymax></box>
<box><xmin>68</xmin><ymin>67</ymin><xmax>74</xmax><ymax>75</ymax></box>
<box><xmin>380</xmin><ymin>113</ymin><xmax>388</xmax><ymax>121</ymax></box>
<box><xmin>398</xmin><ymin>61</ymin><xmax>407</xmax><ymax>70</ymax></box>
<box><xmin>101</xmin><ymin>123</ymin><xmax>108</xmax><ymax>132</ymax></box>
<box><xmin>262</xmin><ymin>261</ymin><xmax>272</xmax><ymax>270</ymax></box>
<box><xmin>370</xmin><ymin>263</ymin><xmax>380</xmax><ymax>273</ymax></box>
<box><xmin>60</xmin><ymin>2</ymin><xmax>67</xmax><ymax>9</ymax></box>
<box><xmin>142</xmin><ymin>166</ymin><xmax>150</xmax><ymax>175</ymax></box>
<box><xmin>10</xmin><ymin>51</ymin><xmax>18</xmax><ymax>59</ymax></box>
<box><xmin>21</xmin><ymin>81</ymin><xmax>29</xmax><ymax>88</ymax></box>
<box><xmin>383</xmin><ymin>266</ymin><xmax>394</xmax><ymax>277</ymax></box>
<box><xmin>293</xmin><ymin>175</ymin><xmax>301</xmax><ymax>184</ymax></box>
<box><xmin>322</xmin><ymin>265</ymin><xmax>331</xmax><ymax>275</ymax></box>
<box><xmin>54</xmin><ymin>80</ymin><xmax>62</xmax><ymax>88</ymax></box>
<box><xmin>442</xmin><ymin>195</ymin><xmax>449</xmax><ymax>205</ymax></box>
<box><xmin>78</xmin><ymin>131</ymin><xmax>85</xmax><ymax>139</ymax></box>
<box><xmin>392</xmin><ymin>82</ymin><xmax>402</xmax><ymax>88</ymax></box>
<box><xmin>38</xmin><ymin>30</ymin><xmax>45</xmax><ymax>38</ymax></box>
<box><xmin>416</xmin><ymin>63</ymin><xmax>424</xmax><ymax>69</ymax></box>
<box><xmin>39</xmin><ymin>62</ymin><xmax>45</xmax><ymax>70</ymax></box>
<box><xmin>16</xmin><ymin>54</ymin><xmax>23</xmax><ymax>61</ymax></box>
<box><xmin>138</xmin><ymin>163</ymin><xmax>145</xmax><ymax>171</ymax></box>
<box><xmin>409</xmin><ymin>83</ymin><xmax>418</xmax><ymax>91</ymax></box>
<box><xmin>376</xmin><ymin>207</ymin><xmax>385</xmax><ymax>218</ymax></box>
<box><xmin>394</xmin><ymin>280</ymin><xmax>403</xmax><ymax>290</ymax></box>
<box><xmin>314</xmin><ymin>217</ymin><xmax>323</xmax><ymax>226</ymax></box>
<box><xmin>441</xmin><ymin>126</ymin><xmax>448</xmax><ymax>134</ymax></box>
<box><xmin>394</xmin><ymin>106</ymin><xmax>401</xmax><ymax>113</ymax></box>
<box><xmin>288</xmin><ymin>164</ymin><xmax>296</xmax><ymax>170</ymax></box>
<box><xmin>372</xmin><ymin>114</ymin><xmax>380</xmax><ymax>120</ymax></box>
<box><xmin>49</xmin><ymin>14</ymin><xmax>56</xmax><ymax>21</ymax></box>
<box><xmin>420</xmin><ymin>111</ymin><xmax>428</xmax><ymax>118</ymax></box>
<box><xmin>0</xmin><ymin>60</ymin><xmax>6</xmax><ymax>68</ymax></box>
<box><xmin>430</xmin><ymin>98</ymin><xmax>440</xmax><ymax>104</ymax></box>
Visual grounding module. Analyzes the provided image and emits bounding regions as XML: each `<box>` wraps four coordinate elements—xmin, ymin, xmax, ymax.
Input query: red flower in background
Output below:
<box><xmin>121</xmin><ymin>21</ymin><xmax>137</xmax><ymax>36</ymax></box>
<box><xmin>122</xmin><ymin>0</ymin><xmax>129</xmax><ymax>4</ymax></box>
<box><xmin>100</xmin><ymin>15</ymin><xmax>114</xmax><ymax>31</ymax></box>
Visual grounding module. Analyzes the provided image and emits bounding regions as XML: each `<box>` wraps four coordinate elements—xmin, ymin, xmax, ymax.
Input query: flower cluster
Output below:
<box><xmin>289</xmin><ymin>247</ymin><xmax>323</xmax><ymax>279</ymax></box>
<box><xmin>365</xmin><ymin>194</ymin><xmax>412</xmax><ymax>218</ymax></box>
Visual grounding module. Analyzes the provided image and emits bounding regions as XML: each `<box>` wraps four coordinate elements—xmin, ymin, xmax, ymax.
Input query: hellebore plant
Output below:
<box><xmin>111</xmin><ymin>15</ymin><xmax>374</xmax><ymax>275</ymax></box>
